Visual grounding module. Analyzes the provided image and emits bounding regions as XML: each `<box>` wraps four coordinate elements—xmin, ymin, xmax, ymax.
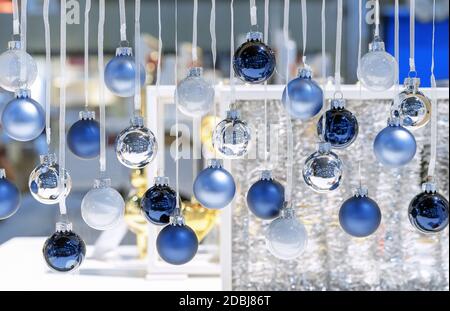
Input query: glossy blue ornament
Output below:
<box><xmin>193</xmin><ymin>159</ymin><xmax>236</xmax><ymax>209</ymax></box>
<box><xmin>67</xmin><ymin>111</ymin><xmax>100</xmax><ymax>159</ymax></box>
<box><xmin>408</xmin><ymin>182</ymin><xmax>449</xmax><ymax>234</ymax></box>
<box><xmin>42</xmin><ymin>222</ymin><xmax>86</xmax><ymax>273</ymax></box>
<box><xmin>317</xmin><ymin>98</ymin><xmax>358</xmax><ymax>149</ymax></box>
<box><xmin>104</xmin><ymin>46</ymin><xmax>146</xmax><ymax>97</ymax></box>
<box><xmin>373</xmin><ymin>118</ymin><xmax>416</xmax><ymax>167</ymax></box>
<box><xmin>339</xmin><ymin>187</ymin><xmax>382</xmax><ymax>237</ymax></box>
<box><xmin>1</xmin><ymin>89</ymin><xmax>45</xmax><ymax>142</ymax></box>
<box><xmin>156</xmin><ymin>214</ymin><xmax>198</xmax><ymax>265</ymax></box>
<box><xmin>282</xmin><ymin>67</ymin><xmax>324</xmax><ymax>120</ymax></box>
<box><xmin>247</xmin><ymin>170</ymin><xmax>284</xmax><ymax>220</ymax></box>
<box><xmin>0</xmin><ymin>169</ymin><xmax>21</xmax><ymax>220</ymax></box>
<box><xmin>233</xmin><ymin>32</ymin><xmax>275</xmax><ymax>84</ymax></box>
<box><xmin>141</xmin><ymin>176</ymin><xmax>177</xmax><ymax>225</ymax></box>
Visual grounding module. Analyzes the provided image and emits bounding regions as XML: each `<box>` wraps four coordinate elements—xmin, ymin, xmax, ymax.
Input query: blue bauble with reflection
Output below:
<box><xmin>0</xmin><ymin>169</ymin><xmax>21</xmax><ymax>220</ymax></box>
<box><xmin>67</xmin><ymin>111</ymin><xmax>100</xmax><ymax>159</ymax></box>
<box><xmin>317</xmin><ymin>98</ymin><xmax>358</xmax><ymax>149</ymax></box>
<box><xmin>42</xmin><ymin>223</ymin><xmax>86</xmax><ymax>273</ymax></box>
<box><xmin>282</xmin><ymin>67</ymin><xmax>323</xmax><ymax>120</ymax></box>
<box><xmin>247</xmin><ymin>170</ymin><xmax>284</xmax><ymax>220</ymax></box>
<box><xmin>408</xmin><ymin>183</ymin><xmax>449</xmax><ymax>234</ymax></box>
<box><xmin>156</xmin><ymin>223</ymin><xmax>198</xmax><ymax>265</ymax></box>
<box><xmin>141</xmin><ymin>176</ymin><xmax>177</xmax><ymax>225</ymax></box>
<box><xmin>233</xmin><ymin>32</ymin><xmax>275</xmax><ymax>84</ymax></box>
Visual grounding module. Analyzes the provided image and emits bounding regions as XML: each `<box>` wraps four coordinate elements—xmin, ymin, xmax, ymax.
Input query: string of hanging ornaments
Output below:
<box><xmin>0</xmin><ymin>0</ymin><xmax>448</xmax><ymax>271</ymax></box>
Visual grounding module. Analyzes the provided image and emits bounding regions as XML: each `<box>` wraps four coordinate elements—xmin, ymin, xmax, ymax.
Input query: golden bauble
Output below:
<box><xmin>182</xmin><ymin>196</ymin><xmax>220</xmax><ymax>242</ymax></box>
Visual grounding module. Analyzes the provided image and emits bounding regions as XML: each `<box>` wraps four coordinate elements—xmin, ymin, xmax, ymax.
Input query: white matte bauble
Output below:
<box><xmin>81</xmin><ymin>178</ymin><xmax>125</xmax><ymax>231</ymax></box>
<box><xmin>266</xmin><ymin>206</ymin><xmax>308</xmax><ymax>260</ymax></box>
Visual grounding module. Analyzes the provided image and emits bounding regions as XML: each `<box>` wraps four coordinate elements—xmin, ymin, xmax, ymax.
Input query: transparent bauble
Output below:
<box><xmin>302</xmin><ymin>142</ymin><xmax>343</xmax><ymax>193</ymax></box>
<box><xmin>212</xmin><ymin>109</ymin><xmax>251</xmax><ymax>159</ymax></box>
<box><xmin>0</xmin><ymin>169</ymin><xmax>21</xmax><ymax>220</ymax></box>
<box><xmin>116</xmin><ymin>116</ymin><xmax>158</xmax><ymax>169</ymax></box>
<box><xmin>357</xmin><ymin>36</ymin><xmax>397</xmax><ymax>91</ymax></box>
<box><xmin>42</xmin><ymin>222</ymin><xmax>86</xmax><ymax>273</ymax></box>
<box><xmin>176</xmin><ymin>67</ymin><xmax>214</xmax><ymax>117</ymax></box>
<box><xmin>0</xmin><ymin>40</ymin><xmax>38</xmax><ymax>92</ymax></box>
<box><xmin>233</xmin><ymin>32</ymin><xmax>276</xmax><ymax>84</ymax></box>
<box><xmin>28</xmin><ymin>153</ymin><xmax>72</xmax><ymax>205</ymax></box>
<box><xmin>266</xmin><ymin>205</ymin><xmax>308</xmax><ymax>260</ymax></box>
<box><xmin>81</xmin><ymin>178</ymin><xmax>125</xmax><ymax>231</ymax></box>
<box><xmin>1</xmin><ymin>89</ymin><xmax>45</xmax><ymax>142</ymax></box>
<box><xmin>394</xmin><ymin>77</ymin><xmax>431</xmax><ymax>129</ymax></box>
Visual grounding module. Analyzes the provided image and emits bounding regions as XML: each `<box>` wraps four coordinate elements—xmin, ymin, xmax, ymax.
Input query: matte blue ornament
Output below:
<box><xmin>42</xmin><ymin>222</ymin><xmax>86</xmax><ymax>273</ymax></box>
<box><xmin>104</xmin><ymin>46</ymin><xmax>146</xmax><ymax>97</ymax></box>
<box><xmin>1</xmin><ymin>89</ymin><xmax>45</xmax><ymax>142</ymax></box>
<box><xmin>141</xmin><ymin>176</ymin><xmax>177</xmax><ymax>225</ymax></box>
<box><xmin>282</xmin><ymin>67</ymin><xmax>324</xmax><ymax>120</ymax></box>
<box><xmin>233</xmin><ymin>32</ymin><xmax>275</xmax><ymax>84</ymax></box>
<box><xmin>247</xmin><ymin>170</ymin><xmax>284</xmax><ymax>220</ymax></box>
<box><xmin>156</xmin><ymin>214</ymin><xmax>198</xmax><ymax>265</ymax></box>
<box><xmin>67</xmin><ymin>110</ymin><xmax>100</xmax><ymax>159</ymax></box>
<box><xmin>373</xmin><ymin>117</ymin><xmax>416</xmax><ymax>167</ymax></box>
<box><xmin>0</xmin><ymin>169</ymin><xmax>21</xmax><ymax>220</ymax></box>
<box><xmin>193</xmin><ymin>159</ymin><xmax>236</xmax><ymax>209</ymax></box>
<box><xmin>339</xmin><ymin>186</ymin><xmax>382</xmax><ymax>238</ymax></box>
<box><xmin>317</xmin><ymin>98</ymin><xmax>358</xmax><ymax>149</ymax></box>
<box><xmin>408</xmin><ymin>182</ymin><xmax>449</xmax><ymax>234</ymax></box>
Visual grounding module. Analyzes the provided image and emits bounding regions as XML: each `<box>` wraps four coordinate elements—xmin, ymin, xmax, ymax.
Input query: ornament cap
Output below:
<box><xmin>330</xmin><ymin>98</ymin><xmax>346</xmax><ymax>110</ymax></box>
<box><xmin>93</xmin><ymin>178</ymin><xmax>112</xmax><ymax>189</ymax></box>
<box><xmin>280</xmin><ymin>202</ymin><xmax>296</xmax><ymax>219</ymax></box>
<box><xmin>154</xmin><ymin>176</ymin><xmax>169</xmax><ymax>186</ymax></box>
<box><xmin>355</xmin><ymin>186</ymin><xmax>369</xmax><ymax>197</ymax></box>
<box><xmin>246</xmin><ymin>31</ymin><xmax>263</xmax><ymax>42</ymax></box>
<box><xmin>130</xmin><ymin>115</ymin><xmax>145</xmax><ymax>127</ymax></box>
<box><xmin>404</xmin><ymin>77</ymin><xmax>421</xmax><ymax>92</ymax></box>
<box><xmin>40</xmin><ymin>153</ymin><xmax>57</xmax><ymax>165</ymax></box>
<box><xmin>7</xmin><ymin>40</ymin><xmax>22</xmax><ymax>50</ymax></box>
<box><xmin>297</xmin><ymin>67</ymin><xmax>312</xmax><ymax>79</ymax></box>
<box><xmin>169</xmin><ymin>208</ymin><xmax>186</xmax><ymax>226</ymax></box>
<box><xmin>226</xmin><ymin>109</ymin><xmax>241</xmax><ymax>120</ymax></box>
<box><xmin>369</xmin><ymin>36</ymin><xmax>386</xmax><ymax>52</ymax></box>
<box><xmin>387</xmin><ymin>117</ymin><xmax>401</xmax><ymax>127</ymax></box>
<box><xmin>55</xmin><ymin>221</ymin><xmax>73</xmax><ymax>232</ymax></box>
<box><xmin>317</xmin><ymin>141</ymin><xmax>332</xmax><ymax>154</ymax></box>
<box><xmin>115</xmin><ymin>46</ymin><xmax>133</xmax><ymax>57</ymax></box>
<box><xmin>15</xmin><ymin>88</ymin><xmax>31</xmax><ymax>99</ymax></box>
<box><xmin>0</xmin><ymin>168</ymin><xmax>6</xmax><ymax>179</ymax></box>
<box><xmin>260</xmin><ymin>170</ymin><xmax>273</xmax><ymax>181</ymax></box>
<box><xmin>79</xmin><ymin>110</ymin><xmax>96</xmax><ymax>120</ymax></box>
<box><xmin>188</xmin><ymin>67</ymin><xmax>203</xmax><ymax>77</ymax></box>
<box><xmin>422</xmin><ymin>181</ymin><xmax>437</xmax><ymax>193</ymax></box>
<box><xmin>208</xmin><ymin>158</ymin><xmax>223</xmax><ymax>168</ymax></box>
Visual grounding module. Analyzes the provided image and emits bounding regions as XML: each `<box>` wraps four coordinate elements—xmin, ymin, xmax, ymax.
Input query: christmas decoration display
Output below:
<box><xmin>0</xmin><ymin>169</ymin><xmax>21</xmax><ymax>220</ymax></box>
<box><xmin>141</xmin><ymin>176</ymin><xmax>177</xmax><ymax>225</ymax></box>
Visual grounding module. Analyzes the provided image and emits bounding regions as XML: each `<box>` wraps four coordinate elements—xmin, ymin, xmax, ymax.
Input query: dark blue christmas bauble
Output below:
<box><xmin>67</xmin><ymin>111</ymin><xmax>100</xmax><ymax>159</ymax></box>
<box><xmin>317</xmin><ymin>99</ymin><xmax>358</xmax><ymax>149</ymax></box>
<box><xmin>408</xmin><ymin>189</ymin><xmax>449</xmax><ymax>234</ymax></box>
<box><xmin>339</xmin><ymin>192</ymin><xmax>381</xmax><ymax>238</ymax></box>
<box><xmin>0</xmin><ymin>171</ymin><xmax>21</xmax><ymax>220</ymax></box>
<box><xmin>247</xmin><ymin>172</ymin><xmax>284</xmax><ymax>220</ymax></box>
<box><xmin>156</xmin><ymin>224</ymin><xmax>198</xmax><ymax>265</ymax></box>
<box><xmin>233</xmin><ymin>32</ymin><xmax>275</xmax><ymax>84</ymax></box>
<box><xmin>141</xmin><ymin>177</ymin><xmax>177</xmax><ymax>225</ymax></box>
<box><xmin>43</xmin><ymin>225</ymin><xmax>86</xmax><ymax>273</ymax></box>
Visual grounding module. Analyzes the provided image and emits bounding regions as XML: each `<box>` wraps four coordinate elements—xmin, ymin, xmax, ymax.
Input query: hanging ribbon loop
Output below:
<box><xmin>43</xmin><ymin>0</ymin><xmax>51</xmax><ymax>146</ymax></box>
<box><xmin>134</xmin><ymin>0</ymin><xmax>142</xmax><ymax>114</ymax></box>
<box><xmin>335</xmin><ymin>0</ymin><xmax>343</xmax><ymax>91</ymax></box>
<box><xmin>119</xmin><ymin>0</ymin><xmax>127</xmax><ymax>43</ymax></box>
<box><xmin>59</xmin><ymin>0</ymin><xmax>67</xmax><ymax>215</ymax></box>
<box><xmin>84</xmin><ymin>0</ymin><xmax>91</xmax><ymax>109</ymax></box>
<box><xmin>192</xmin><ymin>0</ymin><xmax>198</xmax><ymax>64</ymax></box>
<box><xmin>98</xmin><ymin>0</ymin><xmax>106</xmax><ymax>173</ymax></box>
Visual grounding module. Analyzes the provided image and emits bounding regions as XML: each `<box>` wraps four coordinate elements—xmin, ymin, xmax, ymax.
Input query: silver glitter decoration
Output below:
<box><xmin>231</xmin><ymin>99</ymin><xmax>449</xmax><ymax>291</ymax></box>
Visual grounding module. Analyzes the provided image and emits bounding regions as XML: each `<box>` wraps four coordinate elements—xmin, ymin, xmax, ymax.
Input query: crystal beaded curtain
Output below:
<box><xmin>231</xmin><ymin>99</ymin><xmax>449</xmax><ymax>291</ymax></box>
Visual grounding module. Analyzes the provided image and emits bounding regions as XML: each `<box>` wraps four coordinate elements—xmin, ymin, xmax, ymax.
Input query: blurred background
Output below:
<box><xmin>0</xmin><ymin>0</ymin><xmax>448</xmax><ymax>255</ymax></box>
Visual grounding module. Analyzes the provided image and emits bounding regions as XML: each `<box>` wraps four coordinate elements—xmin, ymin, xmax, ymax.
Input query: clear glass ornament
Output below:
<box><xmin>394</xmin><ymin>77</ymin><xmax>431</xmax><ymax>129</ymax></box>
<box><xmin>28</xmin><ymin>153</ymin><xmax>72</xmax><ymax>205</ymax></box>
<box><xmin>302</xmin><ymin>142</ymin><xmax>343</xmax><ymax>193</ymax></box>
<box><xmin>266</xmin><ymin>204</ymin><xmax>308</xmax><ymax>260</ymax></box>
<box><xmin>0</xmin><ymin>40</ymin><xmax>38</xmax><ymax>92</ymax></box>
<box><xmin>357</xmin><ymin>36</ymin><xmax>397</xmax><ymax>91</ymax></box>
<box><xmin>116</xmin><ymin>116</ymin><xmax>158</xmax><ymax>169</ymax></box>
<box><xmin>212</xmin><ymin>109</ymin><xmax>251</xmax><ymax>159</ymax></box>
<box><xmin>81</xmin><ymin>178</ymin><xmax>125</xmax><ymax>231</ymax></box>
<box><xmin>176</xmin><ymin>67</ymin><xmax>214</xmax><ymax>117</ymax></box>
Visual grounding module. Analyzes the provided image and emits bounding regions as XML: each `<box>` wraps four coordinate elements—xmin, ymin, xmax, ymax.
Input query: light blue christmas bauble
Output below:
<box><xmin>282</xmin><ymin>67</ymin><xmax>323</xmax><ymax>120</ymax></box>
<box><xmin>193</xmin><ymin>159</ymin><xmax>236</xmax><ymax>209</ymax></box>
<box><xmin>0</xmin><ymin>169</ymin><xmax>21</xmax><ymax>220</ymax></box>
<box><xmin>1</xmin><ymin>89</ymin><xmax>45</xmax><ymax>142</ymax></box>
<box><xmin>373</xmin><ymin>118</ymin><xmax>416</xmax><ymax>168</ymax></box>
<box><xmin>247</xmin><ymin>170</ymin><xmax>284</xmax><ymax>220</ymax></box>
<box><xmin>105</xmin><ymin>47</ymin><xmax>146</xmax><ymax>98</ymax></box>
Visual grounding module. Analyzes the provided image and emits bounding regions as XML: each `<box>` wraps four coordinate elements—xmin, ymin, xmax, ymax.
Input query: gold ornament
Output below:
<box><xmin>182</xmin><ymin>196</ymin><xmax>220</xmax><ymax>242</ymax></box>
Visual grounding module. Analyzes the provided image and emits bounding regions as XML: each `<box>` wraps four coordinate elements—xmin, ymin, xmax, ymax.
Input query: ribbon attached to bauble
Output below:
<box><xmin>428</xmin><ymin>0</ymin><xmax>437</xmax><ymax>179</ymax></box>
<box><xmin>320</xmin><ymin>0</ymin><xmax>327</xmax><ymax>141</ymax></box>
<box><xmin>156</xmin><ymin>0</ymin><xmax>165</xmax><ymax>176</ymax></box>
<box><xmin>250</xmin><ymin>0</ymin><xmax>258</xmax><ymax>28</ymax></box>
<box><xmin>84</xmin><ymin>0</ymin><xmax>91</xmax><ymax>110</ymax></box>
<box><xmin>119</xmin><ymin>0</ymin><xmax>127</xmax><ymax>43</ymax></box>
<box><xmin>98</xmin><ymin>0</ymin><xmax>106</xmax><ymax>173</ymax></box>
<box><xmin>229</xmin><ymin>0</ymin><xmax>236</xmax><ymax>105</ymax></box>
<box><xmin>134</xmin><ymin>0</ymin><xmax>142</xmax><ymax>114</ymax></box>
<box><xmin>409</xmin><ymin>0</ymin><xmax>416</xmax><ymax>74</ymax></box>
<box><xmin>59</xmin><ymin>0</ymin><xmax>67</xmax><ymax>215</ymax></box>
<box><xmin>263</xmin><ymin>0</ymin><xmax>270</xmax><ymax>164</ymax></box>
<box><xmin>174</xmin><ymin>0</ymin><xmax>181</xmax><ymax>211</ymax></box>
<box><xmin>192</xmin><ymin>0</ymin><xmax>198</xmax><ymax>64</ymax></box>
<box><xmin>43</xmin><ymin>0</ymin><xmax>51</xmax><ymax>147</ymax></box>
<box><xmin>301</xmin><ymin>0</ymin><xmax>307</xmax><ymax>66</ymax></box>
<box><xmin>335</xmin><ymin>0</ymin><xmax>343</xmax><ymax>91</ymax></box>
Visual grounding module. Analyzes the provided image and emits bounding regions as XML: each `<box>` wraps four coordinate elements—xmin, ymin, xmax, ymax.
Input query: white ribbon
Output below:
<box><xmin>409</xmin><ymin>0</ymin><xmax>416</xmax><ymax>73</ymax></box>
<box><xmin>192</xmin><ymin>0</ymin><xmax>198</xmax><ymax>64</ymax></box>
<box><xmin>250</xmin><ymin>0</ymin><xmax>257</xmax><ymax>27</ymax></box>
<box><xmin>20</xmin><ymin>0</ymin><xmax>27</xmax><ymax>50</ymax></box>
<box><xmin>84</xmin><ymin>0</ymin><xmax>91</xmax><ymax>109</ymax></box>
<box><xmin>320</xmin><ymin>0</ymin><xmax>326</xmax><ymax>141</ymax></box>
<box><xmin>12</xmin><ymin>0</ymin><xmax>20</xmax><ymax>36</ymax></box>
<box><xmin>119</xmin><ymin>0</ymin><xmax>127</xmax><ymax>42</ymax></box>
<box><xmin>428</xmin><ymin>0</ymin><xmax>437</xmax><ymax>178</ymax></box>
<box><xmin>230</xmin><ymin>0</ymin><xmax>236</xmax><ymax>105</ymax></box>
<box><xmin>43</xmin><ymin>0</ymin><xmax>51</xmax><ymax>146</ymax></box>
<box><xmin>98</xmin><ymin>0</ymin><xmax>106</xmax><ymax>173</ymax></box>
<box><xmin>374</xmin><ymin>0</ymin><xmax>380</xmax><ymax>37</ymax></box>
<box><xmin>301</xmin><ymin>0</ymin><xmax>307</xmax><ymax>65</ymax></box>
<box><xmin>156</xmin><ymin>0</ymin><xmax>164</xmax><ymax>176</ymax></box>
<box><xmin>335</xmin><ymin>0</ymin><xmax>343</xmax><ymax>91</ymax></box>
<box><xmin>134</xmin><ymin>0</ymin><xmax>142</xmax><ymax>113</ymax></box>
<box><xmin>175</xmin><ymin>0</ymin><xmax>180</xmax><ymax>210</ymax></box>
<box><xmin>59</xmin><ymin>0</ymin><xmax>67</xmax><ymax>215</ymax></box>
<box><xmin>263</xmin><ymin>0</ymin><xmax>270</xmax><ymax>164</ymax></box>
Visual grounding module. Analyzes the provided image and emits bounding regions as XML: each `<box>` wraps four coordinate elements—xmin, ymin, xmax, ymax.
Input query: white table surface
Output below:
<box><xmin>0</xmin><ymin>237</ymin><xmax>222</xmax><ymax>291</ymax></box>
